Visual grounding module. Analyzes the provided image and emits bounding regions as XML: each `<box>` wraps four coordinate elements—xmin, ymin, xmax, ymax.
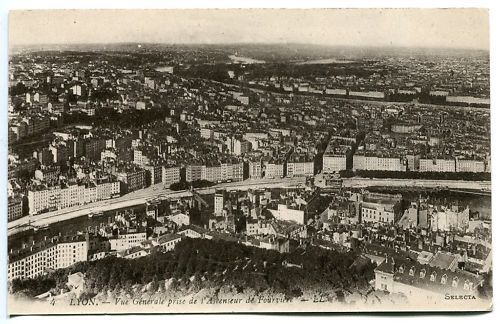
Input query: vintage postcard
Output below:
<box><xmin>6</xmin><ymin>8</ymin><xmax>492</xmax><ymax>314</ymax></box>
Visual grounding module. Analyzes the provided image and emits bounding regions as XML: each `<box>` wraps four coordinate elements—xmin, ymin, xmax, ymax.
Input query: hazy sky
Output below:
<box><xmin>9</xmin><ymin>9</ymin><xmax>489</xmax><ymax>50</ymax></box>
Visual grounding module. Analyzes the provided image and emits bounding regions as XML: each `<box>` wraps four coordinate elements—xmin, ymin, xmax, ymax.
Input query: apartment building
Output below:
<box><xmin>8</xmin><ymin>196</ymin><xmax>23</xmax><ymax>222</ymax></box>
<box><xmin>248</xmin><ymin>159</ymin><xmax>263</xmax><ymax>179</ymax></box>
<box><xmin>162</xmin><ymin>166</ymin><xmax>181</xmax><ymax>186</ymax></box>
<box><xmin>8</xmin><ymin>234</ymin><xmax>88</xmax><ymax>281</ymax></box>
<box><xmin>116</xmin><ymin>167</ymin><xmax>147</xmax><ymax>193</ymax></box>
<box><xmin>353</xmin><ymin>154</ymin><xmax>406</xmax><ymax>172</ymax></box>
<box><xmin>287</xmin><ymin>160</ymin><xmax>314</xmax><ymax>177</ymax></box>
<box><xmin>456</xmin><ymin>159</ymin><xmax>486</xmax><ymax>173</ymax></box>
<box><xmin>264</xmin><ymin>160</ymin><xmax>285</xmax><ymax>178</ymax></box>
<box><xmin>109</xmin><ymin>231</ymin><xmax>147</xmax><ymax>252</ymax></box>
<box><xmin>28</xmin><ymin>179</ymin><xmax>120</xmax><ymax>215</ymax></box>
<box><xmin>419</xmin><ymin>158</ymin><xmax>456</xmax><ymax>172</ymax></box>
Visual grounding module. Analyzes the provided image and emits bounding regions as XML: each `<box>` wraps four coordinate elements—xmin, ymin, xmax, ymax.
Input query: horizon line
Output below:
<box><xmin>9</xmin><ymin>42</ymin><xmax>490</xmax><ymax>52</ymax></box>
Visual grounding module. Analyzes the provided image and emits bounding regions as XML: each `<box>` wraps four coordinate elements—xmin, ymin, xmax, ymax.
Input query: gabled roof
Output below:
<box><xmin>376</xmin><ymin>257</ymin><xmax>484</xmax><ymax>295</ymax></box>
<box><xmin>157</xmin><ymin>233</ymin><xmax>182</xmax><ymax>245</ymax></box>
<box><xmin>428</xmin><ymin>251</ymin><xmax>458</xmax><ymax>270</ymax></box>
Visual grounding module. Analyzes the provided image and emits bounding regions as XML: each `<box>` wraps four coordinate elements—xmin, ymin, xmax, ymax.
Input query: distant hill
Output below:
<box><xmin>10</xmin><ymin>42</ymin><xmax>489</xmax><ymax>60</ymax></box>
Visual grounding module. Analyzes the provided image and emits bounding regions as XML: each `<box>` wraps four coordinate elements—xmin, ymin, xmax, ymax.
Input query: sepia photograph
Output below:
<box><xmin>5</xmin><ymin>7</ymin><xmax>493</xmax><ymax>315</ymax></box>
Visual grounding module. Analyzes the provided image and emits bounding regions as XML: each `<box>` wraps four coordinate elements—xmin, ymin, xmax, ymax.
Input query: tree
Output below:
<box><xmin>9</xmin><ymin>82</ymin><xmax>28</xmax><ymax>96</ymax></box>
<box><xmin>170</xmin><ymin>181</ymin><xmax>189</xmax><ymax>191</ymax></box>
<box><xmin>12</xmin><ymin>237</ymin><xmax>377</xmax><ymax>299</ymax></box>
<box><xmin>149</xmin><ymin>275</ymin><xmax>159</xmax><ymax>294</ymax></box>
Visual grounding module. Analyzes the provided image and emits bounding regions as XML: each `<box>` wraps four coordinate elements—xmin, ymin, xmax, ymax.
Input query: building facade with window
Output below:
<box><xmin>374</xmin><ymin>258</ymin><xmax>484</xmax><ymax>303</ymax></box>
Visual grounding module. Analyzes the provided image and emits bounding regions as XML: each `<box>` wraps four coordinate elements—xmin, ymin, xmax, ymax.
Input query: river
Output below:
<box><xmin>228</xmin><ymin>55</ymin><xmax>266</xmax><ymax>64</ymax></box>
<box><xmin>155</xmin><ymin>66</ymin><xmax>174</xmax><ymax>73</ymax></box>
<box><xmin>295</xmin><ymin>58</ymin><xmax>355</xmax><ymax>65</ymax></box>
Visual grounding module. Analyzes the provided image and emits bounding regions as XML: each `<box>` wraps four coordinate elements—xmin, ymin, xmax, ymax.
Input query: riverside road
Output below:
<box><xmin>8</xmin><ymin>176</ymin><xmax>490</xmax><ymax>237</ymax></box>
